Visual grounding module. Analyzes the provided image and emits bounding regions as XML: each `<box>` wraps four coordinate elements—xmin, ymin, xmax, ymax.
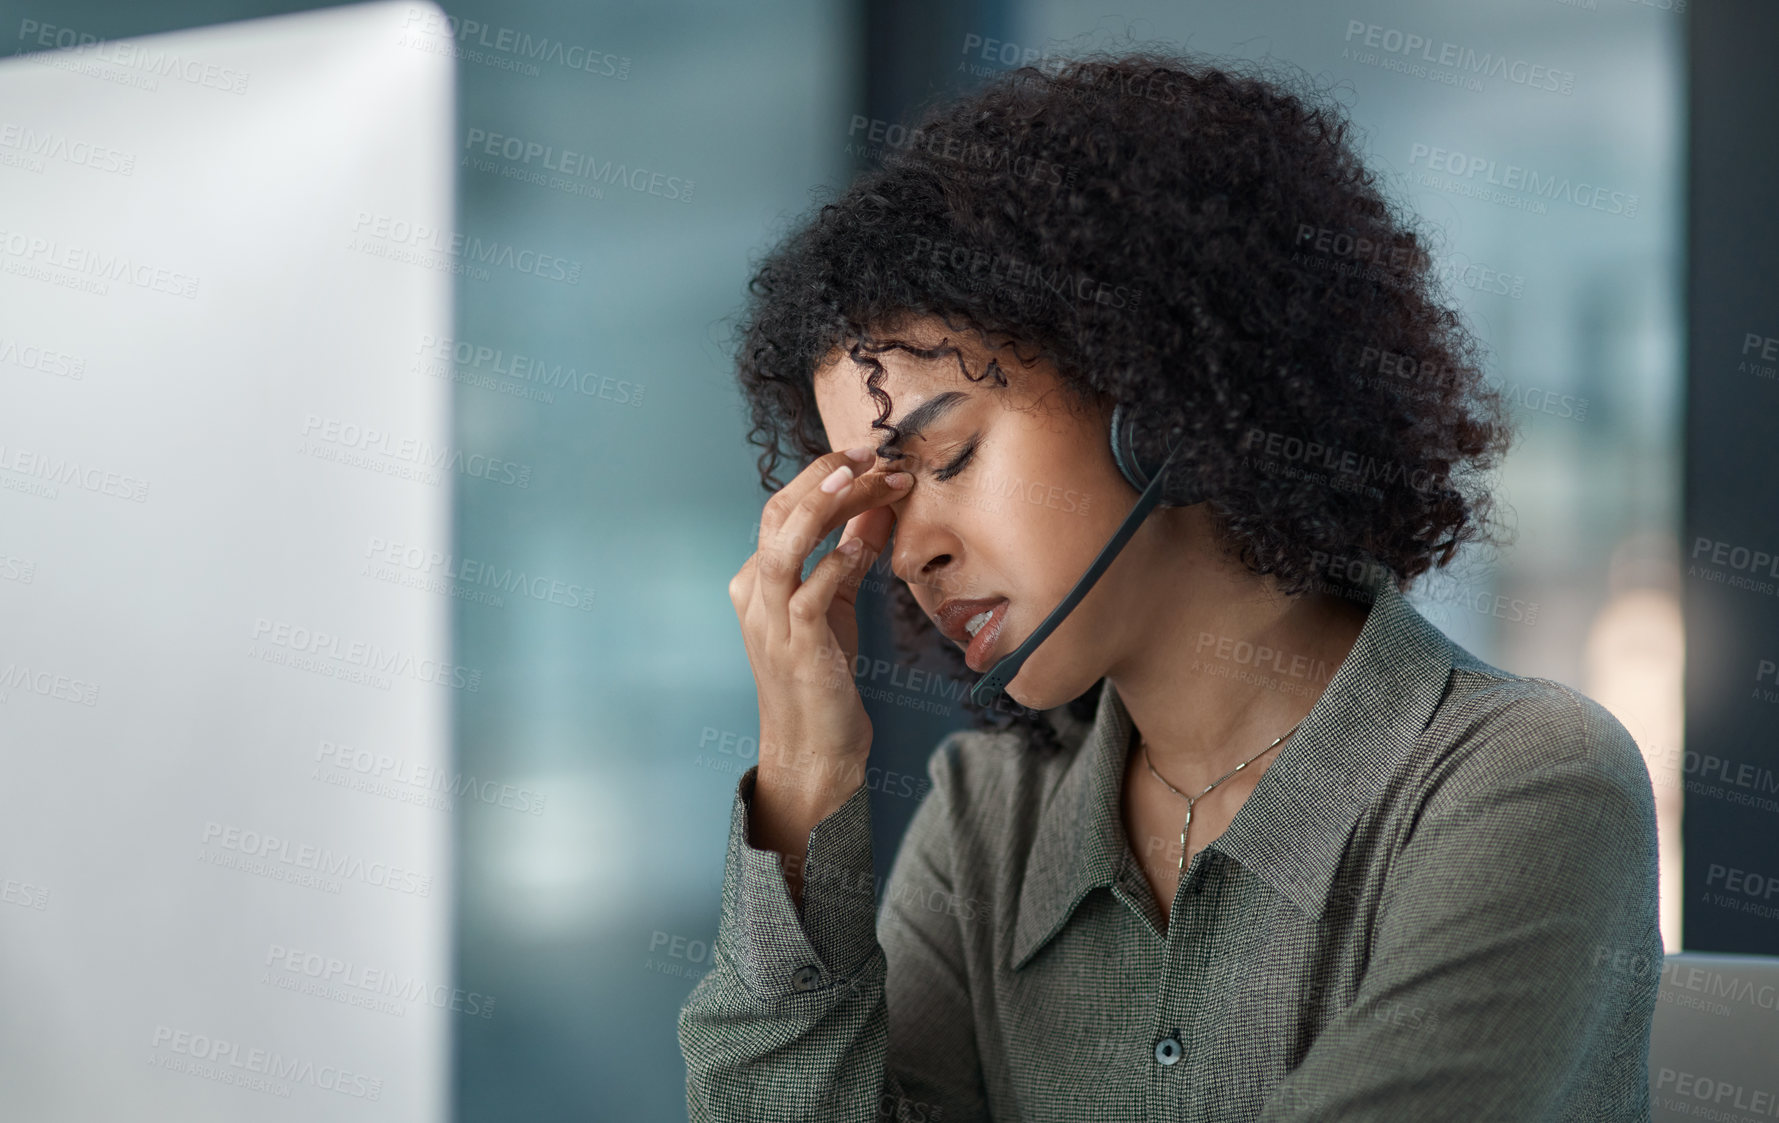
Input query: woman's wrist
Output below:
<box><xmin>754</xmin><ymin>751</ymin><xmax>870</xmax><ymax>829</ymax></box>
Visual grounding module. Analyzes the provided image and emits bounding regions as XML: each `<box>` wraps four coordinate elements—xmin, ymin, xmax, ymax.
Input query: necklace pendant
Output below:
<box><xmin>1177</xmin><ymin>804</ymin><xmax>1192</xmax><ymax>873</ymax></box>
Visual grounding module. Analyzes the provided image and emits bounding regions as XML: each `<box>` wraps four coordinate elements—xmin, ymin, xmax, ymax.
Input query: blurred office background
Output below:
<box><xmin>10</xmin><ymin>0</ymin><xmax>1779</xmax><ymax>1119</ymax></box>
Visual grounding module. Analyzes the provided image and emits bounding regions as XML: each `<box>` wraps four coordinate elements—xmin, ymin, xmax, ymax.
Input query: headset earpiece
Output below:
<box><xmin>1109</xmin><ymin>401</ymin><xmax>1207</xmax><ymax>507</ymax></box>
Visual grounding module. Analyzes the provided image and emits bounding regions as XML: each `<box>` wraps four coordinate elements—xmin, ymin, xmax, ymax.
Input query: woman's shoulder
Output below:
<box><xmin>1412</xmin><ymin>649</ymin><xmax>1656</xmax><ymax>818</ymax></box>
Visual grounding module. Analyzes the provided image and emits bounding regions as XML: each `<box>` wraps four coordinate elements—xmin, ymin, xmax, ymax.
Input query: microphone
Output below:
<box><xmin>969</xmin><ymin>438</ymin><xmax>1187</xmax><ymax>707</ymax></box>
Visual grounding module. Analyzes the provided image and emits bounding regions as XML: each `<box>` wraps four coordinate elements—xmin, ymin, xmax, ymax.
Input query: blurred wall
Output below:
<box><xmin>430</xmin><ymin>2</ymin><xmax>857</xmax><ymax>1119</ymax></box>
<box><xmin>1682</xmin><ymin>0</ymin><xmax>1779</xmax><ymax>954</ymax></box>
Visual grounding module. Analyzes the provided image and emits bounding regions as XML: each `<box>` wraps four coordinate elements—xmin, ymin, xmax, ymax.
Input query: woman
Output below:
<box><xmin>681</xmin><ymin>51</ymin><xmax>1661</xmax><ymax>1121</ymax></box>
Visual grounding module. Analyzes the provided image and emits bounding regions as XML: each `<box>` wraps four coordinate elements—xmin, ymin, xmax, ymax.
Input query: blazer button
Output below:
<box><xmin>791</xmin><ymin>965</ymin><xmax>821</xmax><ymax>991</ymax></box>
<box><xmin>1153</xmin><ymin>1033</ymin><xmax>1182</xmax><ymax>1065</ymax></box>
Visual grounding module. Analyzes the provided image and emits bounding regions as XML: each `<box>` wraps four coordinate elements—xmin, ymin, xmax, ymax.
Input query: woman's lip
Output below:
<box><xmin>964</xmin><ymin>600</ymin><xmax>1009</xmax><ymax>673</ymax></box>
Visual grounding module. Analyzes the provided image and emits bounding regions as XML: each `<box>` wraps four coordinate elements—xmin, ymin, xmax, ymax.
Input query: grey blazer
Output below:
<box><xmin>679</xmin><ymin>577</ymin><xmax>1662</xmax><ymax>1120</ymax></box>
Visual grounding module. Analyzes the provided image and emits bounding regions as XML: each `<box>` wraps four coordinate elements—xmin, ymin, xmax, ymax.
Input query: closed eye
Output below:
<box><xmin>879</xmin><ymin>434</ymin><xmax>980</xmax><ymax>481</ymax></box>
<box><xmin>934</xmin><ymin>437</ymin><xmax>978</xmax><ymax>481</ymax></box>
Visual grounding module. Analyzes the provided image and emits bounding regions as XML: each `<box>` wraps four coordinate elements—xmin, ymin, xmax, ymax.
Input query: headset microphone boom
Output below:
<box><xmin>968</xmin><ymin>403</ymin><xmax>1197</xmax><ymax>707</ymax></box>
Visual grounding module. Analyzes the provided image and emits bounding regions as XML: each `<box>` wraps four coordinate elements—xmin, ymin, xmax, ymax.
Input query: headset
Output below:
<box><xmin>969</xmin><ymin>401</ymin><xmax>1208</xmax><ymax>706</ymax></box>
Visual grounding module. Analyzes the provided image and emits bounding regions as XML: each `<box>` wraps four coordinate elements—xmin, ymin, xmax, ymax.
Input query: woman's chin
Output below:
<box><xmin>993</xmin><ymin>668</ymin><xmax>1069</xmax><ymax>715</ymax></box>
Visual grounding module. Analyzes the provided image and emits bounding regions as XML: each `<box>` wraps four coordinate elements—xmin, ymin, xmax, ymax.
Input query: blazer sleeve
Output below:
<box><xmin>678</xmin><ymin>737</ymin><xmax>991</xmax><ymax>1122</ymax></box>
<box><xmin>1257</xmin><ymin>704</ymin><xmax>1663</xmax><ymax>1121</ymax></box>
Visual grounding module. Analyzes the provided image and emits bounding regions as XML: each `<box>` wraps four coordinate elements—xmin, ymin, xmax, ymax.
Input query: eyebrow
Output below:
<box><xmin>875</xmin><ymin>391</ymin><xmax>970</xmax><ymax>457</ymax></box>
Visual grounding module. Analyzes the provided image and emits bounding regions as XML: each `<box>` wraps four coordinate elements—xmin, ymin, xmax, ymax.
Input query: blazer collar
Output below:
<box><xmin>1010</xmin><ymin>577</ymin><xmax>1456</xmax><ymax>971</ymax></box>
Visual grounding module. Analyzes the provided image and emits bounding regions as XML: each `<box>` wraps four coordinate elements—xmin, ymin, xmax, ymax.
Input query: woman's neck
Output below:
<box><xmin>1109</xmin><ymin>578</ymin><xmax>1370</xmax><ymax>793</ymax></box>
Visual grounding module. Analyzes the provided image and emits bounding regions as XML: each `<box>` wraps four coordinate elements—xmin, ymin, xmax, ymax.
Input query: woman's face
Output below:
<box><xmin>812</xmin><ymin>321</ymin><xmax>1174</xmax><ymax>710</ymax></box>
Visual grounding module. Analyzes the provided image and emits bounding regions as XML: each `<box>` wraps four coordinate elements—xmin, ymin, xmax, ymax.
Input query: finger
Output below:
<box><xmin>839</xmin><ymin>503</ymin><xmax>897</xmax><ymax>559</ymax></box>
<box><xmin>755</xmin><ymin>462</ymin><xmax>849</xmax><ymax>622</ymax></box>
<box><xmin>758</xmin><ymin>460</ymin><xmax>910</xmax><ymax>620</ymax></box>
<box><xmin>752</xmin><ymin>449</ymin><xmax>867</xmax><ymax>613</ymax></box>
<box><xmin>759</xmin><ymin>448</ymin><xmax>871</xmax><ymax>541</ymax></box>
<box><xmin>787</xmin><ymin>537</ymin><xmax>870</xmax><ymax>636</ymax></box>
<box><xmin>829</xmin><ymin>505</ymin><xmax>894</xmax><ymax>599</ymax></box>
<box><xmin>825</xmin><ymin>533</ymin><xmax>879</xmax><ymax>614</ymax></box>
<box><xmin>728</xmin><ymin>555</ymin><xmax>756</xmax><ymax>616</ymax></box>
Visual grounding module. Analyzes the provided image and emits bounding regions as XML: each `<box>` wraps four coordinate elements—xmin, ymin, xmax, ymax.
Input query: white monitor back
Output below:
<box><xmin>0</xmin><ymin>4</ymin><xmax>455</xmax><ymax>1120</ymax></box>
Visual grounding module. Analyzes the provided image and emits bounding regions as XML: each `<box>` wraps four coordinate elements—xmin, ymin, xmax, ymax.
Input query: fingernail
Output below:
<box><xmin>843</xmin><ymin>446</ymin><xmax>874</xmax><ymax>463</ymax></box>
<box><xmin>820</xmin><ymin>465</ymin><xmax>854</xmax><ymax>493</ymax></box>
<box><xmin>838</xmin><ymin>538</ymin><xmax>862</xmax><ymax>557</ymax></box>
<box><xmin>885</xmin><ymin>471</ymin><xmax>912</xmax><ymax>489</ymax></box>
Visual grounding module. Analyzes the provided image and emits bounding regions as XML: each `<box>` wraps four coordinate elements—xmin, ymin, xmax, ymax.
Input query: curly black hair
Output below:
<box><xmin>731</xmin><ymin>49</ymin><xmax>1514</xmax><ymax>757</ymax></box>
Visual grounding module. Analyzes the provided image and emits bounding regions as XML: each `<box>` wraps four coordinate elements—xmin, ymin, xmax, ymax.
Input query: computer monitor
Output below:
<box><xmin>1</xmin><ymin>3</ymin><xmax>454</xmax><ymax>1118</ymax></box>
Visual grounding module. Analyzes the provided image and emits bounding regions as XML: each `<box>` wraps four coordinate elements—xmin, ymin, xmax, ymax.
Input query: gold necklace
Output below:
<box><xmin>1140</xmin><ymin>718</ymin><xmax>1305</xmax><ymax>872</ymax></box>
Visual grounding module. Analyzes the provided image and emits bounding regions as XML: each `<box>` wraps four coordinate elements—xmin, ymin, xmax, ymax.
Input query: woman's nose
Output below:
<box><xmin>888</xmin><ymin>504</ymin><xmax>966</xmax><ymax>598</ymax></box>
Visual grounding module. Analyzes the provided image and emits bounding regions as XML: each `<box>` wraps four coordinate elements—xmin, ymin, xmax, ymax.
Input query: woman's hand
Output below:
<box><xmin>729</xmin><ymin>447</ymin><xmax>912</xmax><ymax>819</ymax></box>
